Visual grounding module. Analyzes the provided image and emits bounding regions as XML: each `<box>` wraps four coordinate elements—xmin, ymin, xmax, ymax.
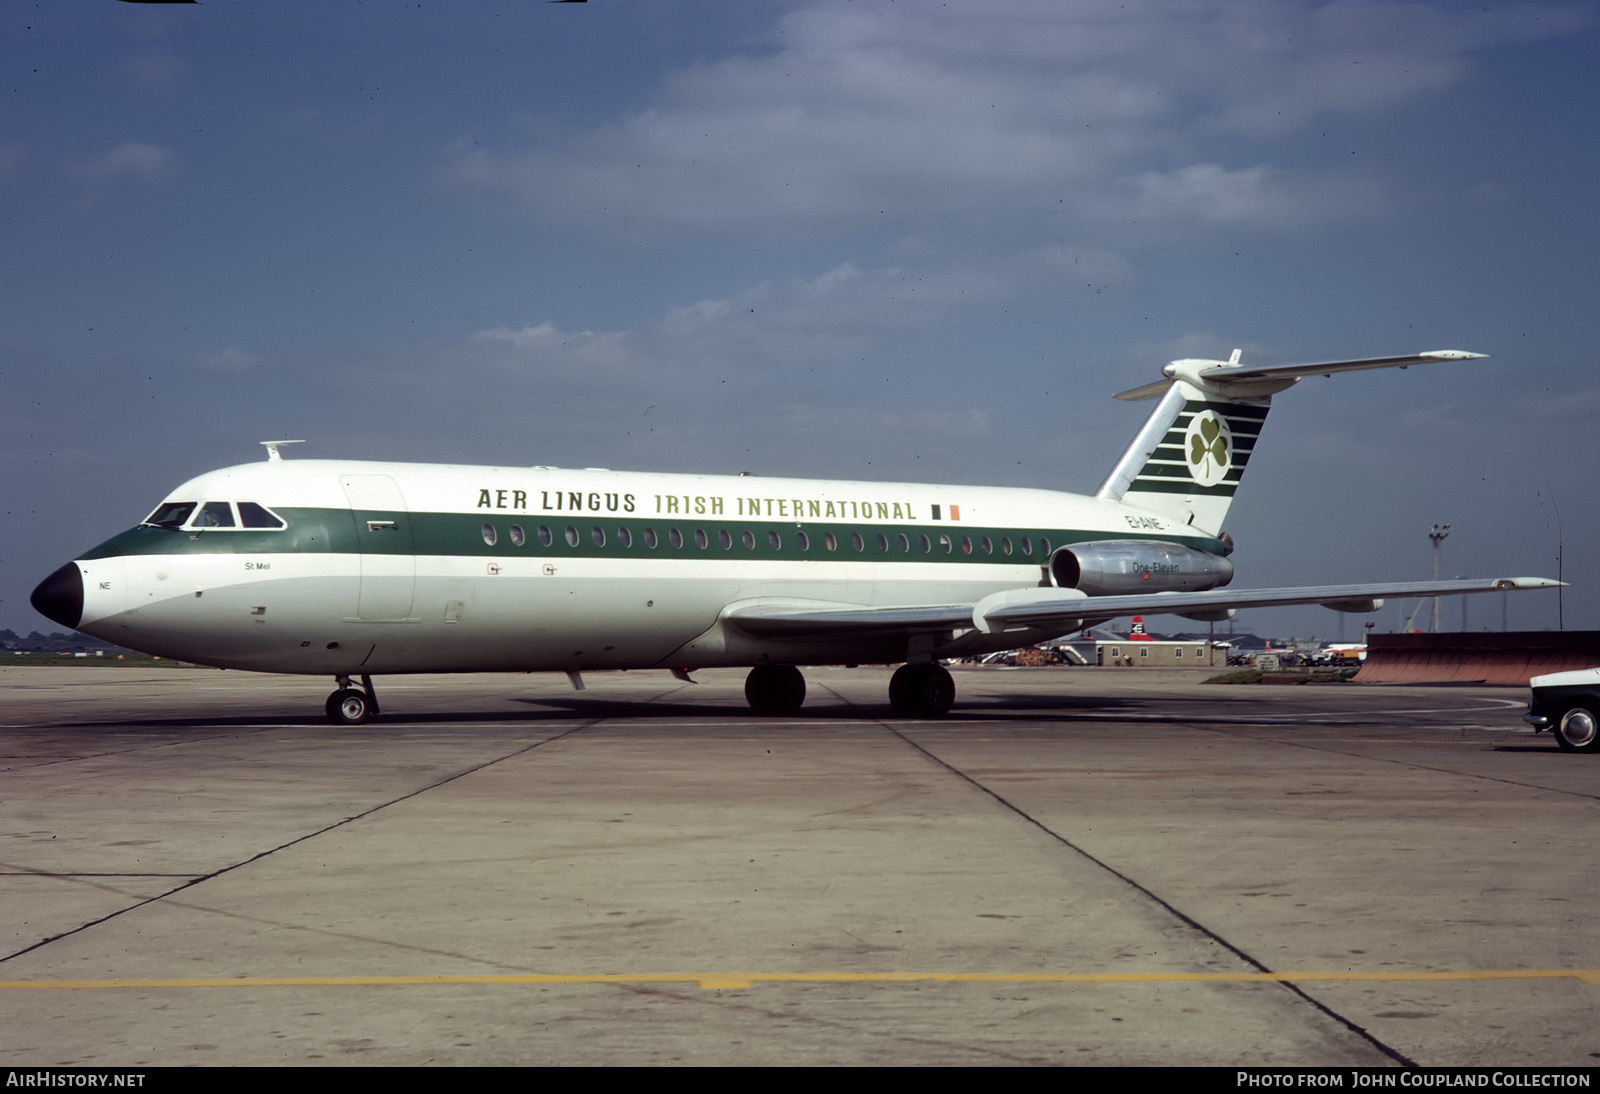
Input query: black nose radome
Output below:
<box><xmin>31</xmin><ymin>563</ymin><xmax>84</xmax><ymax>629</ymax></box>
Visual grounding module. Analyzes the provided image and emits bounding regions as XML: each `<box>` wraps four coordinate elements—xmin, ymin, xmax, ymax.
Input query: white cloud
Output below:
<box><xmin>388</xmin><ymin>254</ymin><xmax>1062</xmax><ymax>478</ymax></box>
<box><xmin>1117</xmin><ymin>163</ymin><xmax>1381</xmax><ymax>228</ymax></box>
<box><xmin>438</xmin><ymin>0</ymin><xmax>1586</xmax><ymax>236</ymax></box>
<box><xmin>470</xmin><ymin>254</ymin><xmax>1051</xmax><ymax>389</ymax></box>
<box><xmin>78</xmin><ymin>142</ymin><xmax>174</xmax><ymax>182</ymax></box>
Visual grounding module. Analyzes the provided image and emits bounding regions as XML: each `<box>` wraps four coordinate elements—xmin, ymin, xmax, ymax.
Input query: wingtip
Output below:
<box><xmin>1493</xmin><ymin>577</ymin><xmax>1566</xmax><ymax>589</ymax></box>
<box><xmin>1420</xmin><ymin>350</ymin><xmax>1491</xmax><ymax>361</ymax></box>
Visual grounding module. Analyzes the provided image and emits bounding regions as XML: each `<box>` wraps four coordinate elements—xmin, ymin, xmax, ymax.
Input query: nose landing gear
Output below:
<box><xmin>325</xmin><ymin>675</ymin><xmax>380</xmax><ymax>725</ymax></box>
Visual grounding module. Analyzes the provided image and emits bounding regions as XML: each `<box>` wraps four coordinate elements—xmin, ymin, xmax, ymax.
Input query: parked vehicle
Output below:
<box><xmin>1523</xmin><ymin>667</ymin><xmax>1600</xmax><ymax>753</ymax></box>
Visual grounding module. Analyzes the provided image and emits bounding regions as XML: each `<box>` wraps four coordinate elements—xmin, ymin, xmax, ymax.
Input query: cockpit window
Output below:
<box><xmin>237</xmin><ymin>502</ymin><xmax>287</xmax><ymax>529</ymax></box>
<box><xmin>198</xmin><ymin>501</ymin><xmax>236</xmax><ymax>528</ymax></box>
<box><xmin>143</xmin><ymin>502</ymin><xmax>196</xmax><ymax>528</ymax></box>
<box><xmin>142</xmin><ymin>500</ymin><xmax>286</xmax><ymax>531</ymax></box>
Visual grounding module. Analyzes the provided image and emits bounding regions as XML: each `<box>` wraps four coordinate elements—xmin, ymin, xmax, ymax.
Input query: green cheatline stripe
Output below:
<box><xmin>2</xmin><ymin>969</ymin><xmax>1595</xmax><ymax>991</ymax></box>
<box><xmin>1126</xmin><ymin>480</ymin><xmax>1239</xmax><ymax>497</ymax></box>
<box><xmin>80</xmin><ymin>510</ymin><xmax>1232</xmax><ymax>563</ymax></box>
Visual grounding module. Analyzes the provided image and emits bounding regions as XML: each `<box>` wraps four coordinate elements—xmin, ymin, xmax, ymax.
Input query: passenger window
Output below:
<box><xmin>918</xmin><ymin>534</ymin><xmax>931</xmax><ymax>553</ymax></box>
<box><xmin>938</xmin><ymin>534</ymin><xmax>952</xmax><ymax>554</ymax></box>
<box><xmin>618</xmin><ymin>526</ymin><xmax>633</xmax><ymax>548</ymax></box>
<box><xmin>694</xmin><ymin>528</ymin><xmax>708</xmax><ymax>549</ymax></box>
<box><xmin>669</xmin><ymin>528</ymin><xmax>683</xmax><ymax>549</ymax></box>
<box><xmin>1040</xmin><ymin>538</ymin><xmax>1051</xmax><ymax>555</ymax></box>
<box><xmin>591</xmin><ymin>526</ymin><xmax>605</xmax><ymax>548</ymax></box>
<box><xmin>960</xmin><ymin>535</ymin><xmax>972</xmax><ymax>554</ymax></box>
<box><xmin>824</xmin><ymin>532</ymin><xmax>837</xmax><ymax>552</ymax></box>
<box><xmin>980</xmin><ymin>536</ymin><xmax>992</xmax><ymax>555</ymax></box>
<box><xmin>896</xmin><ymin>533</ymin><xmax>910</xmax><ymax>553</ymax></box>
<box><xmin>144</xmin><ymin>501</ymin><xmax>196</xmax><ymax>529</ymax></box>
<box><xmin>538</xmin><ymin>525</ymin><xmax>553</xmax><ymax>546</ymax></box>
<box><xmin>797</xmin><ymin>531</ymin><xmax>810</xmax><ymax>551</ymax></box>
<box><xmin>1001</xmin><ymin>536</ymin><xmax>1013</xmax><ymax>555</ymax></box>
<box><xmin>742</xmin><ymin>530</ymin><xmax>756</xmax><ymax>550</ymax></box>
<box><xmin>851</xmin><ymin>533</ymin><xmax>864</xmax><ymax>552</ymax></box>
<box><xmin>199</xmin><ymin>502</ymin><xmax>236</xmax><ymax>528</ymax></box>
<box><xmin>768</xmin><ymin>530</ymin><xmax>782</xmax><ymax>551</ymax></box>
<box><xmin>1021</xmin><ymin>537</ymin><xmax>1033</xmax><ymax>556</ymax></box>
<box><xmin>644</xmin><ymin>527</ymin><xmax>658</xmax><ymax>549</ymax></box>
<box><xmin>238</xmin><ymin>502</ymin><xmax>286</xmax><ymax>530</ymax></box>
<box><xmin>719</xmin><ymin>529</ymin><xmax>733</xmax><ymax>550</ymax></box>
<box><xmin>509</xmin><ymin>525</ymin><xmax>526</xmax><ymax>547</ymax></box>
<box><xmin>565</xmin><ymin>526</ymin><xmax>579</xmax><ymax>547</ymax></box>
<box><xmin>876</xmin><ymin>533</ymin><xmax>889</xmax><ymax>552</ymax></box>
<box><xmin>482</xmin><ymin>524</ymin><xmax>498</xmax><ymax>546</ymax></box>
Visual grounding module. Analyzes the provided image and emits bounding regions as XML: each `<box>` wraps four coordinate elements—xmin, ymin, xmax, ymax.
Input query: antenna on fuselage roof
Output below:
<box><xmin>260</xmin><ymin>440</ymin><xmax>306</xmax><ymax>462</ymax></box>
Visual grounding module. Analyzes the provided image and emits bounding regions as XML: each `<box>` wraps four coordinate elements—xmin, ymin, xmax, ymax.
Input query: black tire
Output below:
<box><xmin>326</xmin><ymin>688</ymin><xmax>371</xmax><ymax>726</ymax></box>
<box><xmin>1553</xmin><ymin>705</ymin><xmax>1600</xmax><ymax>753</ymax></box>
<box><xmin>889</xmin><ymin>662</ymin><xmax>955</xmax><ymax>717</ymax></box>
<box><xmin>744</xmin><ymin>665</ymin><xmax>806</xmax><ymax>713</ymax></box>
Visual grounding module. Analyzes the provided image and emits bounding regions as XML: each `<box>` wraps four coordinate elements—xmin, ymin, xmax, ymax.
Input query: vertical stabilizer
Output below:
<box><xmin>1096</xmin><ymin>374</ymin><xmax>1269</xmax><ymax>534</ymax></box>
<box><xmin>1095</xmin><ymin>348</ymin><xmax>1487</xmax><ymax>536</ymax></box>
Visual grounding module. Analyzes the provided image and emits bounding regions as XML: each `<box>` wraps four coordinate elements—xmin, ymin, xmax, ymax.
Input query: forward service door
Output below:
<box><xmin>340</xmin><ymin>474</ymin><xmax>417</xmax><ymax>621</ymax></box>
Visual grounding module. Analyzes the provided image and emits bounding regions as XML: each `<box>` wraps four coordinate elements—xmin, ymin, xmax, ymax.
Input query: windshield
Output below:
<box><xmin>197</xmin><ymin>501</ymin><xmax>236</xmax><ymax>528</ymax></box>
<box><xmin>143</xmin><ymin>501</ymin><xmax>196</xmax><ymax>528</ymax></box>
<box><xmin>238</xmin><ymin>501</ymin><xmax>286</xmax><ymax>529</ymax></box>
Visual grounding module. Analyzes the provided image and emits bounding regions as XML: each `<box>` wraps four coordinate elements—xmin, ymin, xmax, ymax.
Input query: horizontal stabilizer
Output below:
<box><xmin>1114</xmin><ymin>350</ymin><xmax>1487</xmax><ymax>401</ymax></box>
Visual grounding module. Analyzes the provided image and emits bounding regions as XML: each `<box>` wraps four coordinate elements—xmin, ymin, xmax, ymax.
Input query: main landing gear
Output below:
<box><xmin>325</xmin><ymin>675</ymin><xmax>380</xmax><ymax>725</ymax></box>
<box><xmin>888</xmin><ymin>661</ymin><xmax>955</xmax><ymax>717</ymax></box>
<box><xmin>740</xmin><ymin>662</ymin><xmax>956</xmax><ymax>717</ymax></box>
<box><xmin>744</xmin><ymin>664</ymin><xmax>806</xmax><ymax>713</ymax></box>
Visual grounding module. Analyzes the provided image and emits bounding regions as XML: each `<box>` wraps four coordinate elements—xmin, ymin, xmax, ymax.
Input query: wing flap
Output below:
<box><xmin>724</xmin><ymin>602</ymin><xmax>975</xmax><ymax>638</ymax></box>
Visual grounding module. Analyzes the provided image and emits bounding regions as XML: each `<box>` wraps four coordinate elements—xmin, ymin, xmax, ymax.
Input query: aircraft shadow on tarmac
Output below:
<box><xmin>39</xmin><ymin>692</ymin><xmax>1146</xmax><ymax>731</ymax></box>
<box><xmin>29</xmin><ymin>688</ymin><xmax>1549</xmax><ymax>739</ymax></box>
<box><xmin>504</xmin><ymin>692</ymin><xmax>1143</xmax><ymax>722</ymax></box>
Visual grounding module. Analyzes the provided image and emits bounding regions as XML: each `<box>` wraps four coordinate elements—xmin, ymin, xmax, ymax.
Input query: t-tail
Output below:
<box><xmin>1095</xmin><ymin>348</ymin><xmax>1488</xmax><ymax>535</ymax></box>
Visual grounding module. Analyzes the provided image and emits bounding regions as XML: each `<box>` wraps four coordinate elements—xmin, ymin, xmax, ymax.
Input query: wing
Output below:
<box><xmin>723</xmin><ymin>577</ymin><xmax>1561</xmax><ymax>641</ymax></box>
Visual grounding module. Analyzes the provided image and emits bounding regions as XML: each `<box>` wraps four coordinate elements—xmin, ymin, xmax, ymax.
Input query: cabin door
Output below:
<box><xmin>340</xmin><ymin>474</ymin><xmax>417</xmax><ymax>621</ymax></box>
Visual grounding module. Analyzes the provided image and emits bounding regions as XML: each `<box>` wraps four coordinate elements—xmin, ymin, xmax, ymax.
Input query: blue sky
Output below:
<box><xmin>4</xmin><ymin>0</ymin><xmax>1596</xmax><ymax>639</ymax></box>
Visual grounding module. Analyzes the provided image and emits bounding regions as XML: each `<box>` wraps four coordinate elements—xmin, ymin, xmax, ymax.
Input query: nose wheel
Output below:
<box><xmin>325</xmin><ymin>675</ymin><xmax>380</xmax><ymax>725</ymax></box>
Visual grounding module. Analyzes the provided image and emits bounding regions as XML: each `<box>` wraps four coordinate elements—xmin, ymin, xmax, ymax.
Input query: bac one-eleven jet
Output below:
<box><xmin>32</xmin><ymin>348</ymin><xmax>1559</xmax><ymax>724</ymax></box>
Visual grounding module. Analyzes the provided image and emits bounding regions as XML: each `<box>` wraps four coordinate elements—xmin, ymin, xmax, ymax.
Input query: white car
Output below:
<box><xmin>1523</xmin><ymin>667</ymin><xmax>1600</xmax><ymax>753</ymax></box>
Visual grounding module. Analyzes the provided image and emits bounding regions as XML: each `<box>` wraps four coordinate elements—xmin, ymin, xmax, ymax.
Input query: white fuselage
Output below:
<box><xmin>63</xmin><ymin>459</ymin><xmax>1223</xmax><ymax>676</ymax></box>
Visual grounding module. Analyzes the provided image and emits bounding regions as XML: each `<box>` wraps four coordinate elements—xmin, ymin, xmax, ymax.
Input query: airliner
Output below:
<box><xmin>30</xmin><ymin>348</ymin><xmax>1559</xmax><ymax>724</ymax></box>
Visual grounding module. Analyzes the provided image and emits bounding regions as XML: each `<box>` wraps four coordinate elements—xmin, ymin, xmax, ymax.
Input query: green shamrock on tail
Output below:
<box><xmin>1189</xmin><ymin>415</ymin><xmax>1229</xmax><ymax>476</ymax></box>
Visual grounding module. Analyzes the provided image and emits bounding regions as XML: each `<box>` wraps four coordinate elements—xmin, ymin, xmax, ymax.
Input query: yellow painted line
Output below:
<box><xmin>1</xmin><ymin>969</ymin><xmax>1595</xmax><ymax>991</ymax></box>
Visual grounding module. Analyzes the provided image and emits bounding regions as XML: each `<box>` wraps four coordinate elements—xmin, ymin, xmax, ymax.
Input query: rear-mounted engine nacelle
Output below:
<box><xmin>1049</xmin><ymin>539</ymin><xmax>1234</xmax><ymax>595</ymax></box>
